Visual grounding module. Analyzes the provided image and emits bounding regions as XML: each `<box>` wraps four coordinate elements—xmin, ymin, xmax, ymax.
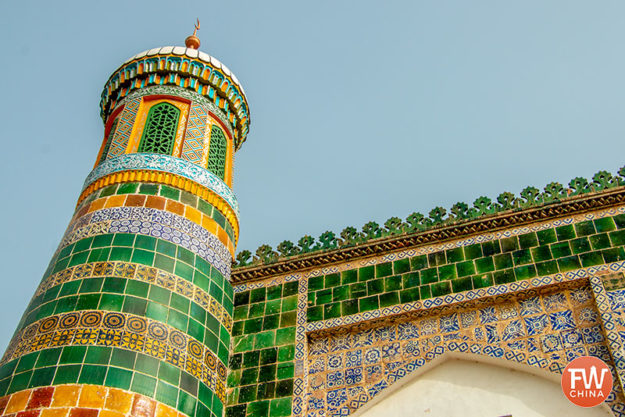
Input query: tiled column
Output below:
<box><xmin>0</xmin><ymin>45</ymin><xmax>250</xmax><ymax>417</ymax></box>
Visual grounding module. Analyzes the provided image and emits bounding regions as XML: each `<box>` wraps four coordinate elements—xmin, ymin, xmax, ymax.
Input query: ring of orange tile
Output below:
<box><xmin>73</xmin><ymin>193</ymin><xmax>235</xmax><ymax>257</ymax></box>
<box><xmin>76</xmin><ymin>170</ymin><xmax>239</xmax><ymax>243</ymax></box>
<box><xmin>0</xmin><ymin>385</ymin><xmax>186</xmax><ymax>417</ymax></box>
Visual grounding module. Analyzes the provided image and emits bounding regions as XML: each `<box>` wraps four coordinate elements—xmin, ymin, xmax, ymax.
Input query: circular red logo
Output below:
<box><xmin>561</xmin><ymin>356</ymin><xmax>613</xmax><ymax>407</ymax></box>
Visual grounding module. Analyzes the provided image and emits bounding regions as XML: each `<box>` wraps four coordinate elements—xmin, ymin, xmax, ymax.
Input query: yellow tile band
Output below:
<box><xmin>77</xmin><ymin>194</ymin><xmax>235</xmax><ymax>257</ymax></box>
<box><xmin>76</xmin><ymin>170</ymin><xmax>239</xmax><ymax>243</ymax></box>
<box><xmin>0</xmin><ymin>384</ymin><xmax>188</xmax><ymax>417</ymax></box>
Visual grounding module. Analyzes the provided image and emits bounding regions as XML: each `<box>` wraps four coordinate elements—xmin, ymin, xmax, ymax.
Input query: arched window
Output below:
<box><xmin>98</xmin><ymin>117</ymin><xmax>119</xmax><ymax>164</ymax></box>
<box><xmin>207</xmin><ymin>125</ymin><xmax>228</xmax><ymax>180</ymax></box>
<box><xmin>138</xmin><ymin>102</ymin><xmax>180</xmax><ymax>155</ymax></box>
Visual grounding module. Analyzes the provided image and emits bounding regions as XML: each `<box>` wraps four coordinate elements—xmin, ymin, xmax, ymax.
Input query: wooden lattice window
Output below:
<box><xmin>138</xmin><ymin>102</ymin><xmax>180</xmax><ymax>155</ymax></box>
<box><xmin>207</xmin><ymin>125</ymin><xmax>228</xmax><ymax>180</ymax></box>
<box><xmin>98</xmin><ymin>117</ymin><xmax>119</xmax><ymax>164</ymax></box>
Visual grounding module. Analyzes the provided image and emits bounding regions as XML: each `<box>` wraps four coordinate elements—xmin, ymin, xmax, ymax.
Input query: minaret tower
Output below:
<box><xmin>0</xmin><ymin>25</ymin><xmax>249</xmax><ymax>417</ymax></box>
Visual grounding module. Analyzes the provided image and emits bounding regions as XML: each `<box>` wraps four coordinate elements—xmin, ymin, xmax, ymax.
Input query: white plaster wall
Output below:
<box><xmin>356</xmin><ymin>358</ymin><xmax>612</xmax><ymax>417</ymax></box>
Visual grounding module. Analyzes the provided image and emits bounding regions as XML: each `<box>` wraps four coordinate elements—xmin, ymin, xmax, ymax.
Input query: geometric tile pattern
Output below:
<box><xmin>76</xmin><ymin>192</ymin><xmax>236</xmax><ymax>256</ymax></box>
<box><xmin>181</xmin><ymin>103</ymin><xmax>209</xmax><ymax>165</ymax></box>
<box><xmin>595</xmin><ymin>277</ymin><xmax>625</xmax><ymax>394</ymax></box>
<box><xmin>58</xmin><ymin>206</ymin><xmax>232</xmax><ymax>278</ymax></box>
<box><xmin>31</xmin><ymin>261</ymin><xmax>233</xmax><ymax>331</ymax></box>
<box><xmin>122</xmin><ymin>86</ymin><xmax>233</xmax><ymax>141</ymax></box>
<box><xmin>229</xmin><ymin>204</ymin><xmax>625</xmax><ymax>417</ymax></box>
<box><xmin>75</xmin><ymin>181</ymin><xmax>237</xmax><ymax>247</ymax></box>
<box><xmin>108</xmin><ymin>98</ymin><xmax>140</xmax><ymax>158</ymax></box>
<box><xmin>82</xmin><ymin>153</ymin><xmax>239</xmax><ymax>215</ymax></box>
<box><xmin>1</xmin><ymin>310</ymin><xmax>227</xmax><ymax>402</ymax></box>
<box><xmin>306</xmin><ymin>285</ymin><xmax>619</xmax><ymax>416</ymax></box>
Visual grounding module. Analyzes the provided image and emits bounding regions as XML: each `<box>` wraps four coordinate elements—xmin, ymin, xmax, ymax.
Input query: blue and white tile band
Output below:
<box><xmin>83</xmin><ymin>153</ymin><xmax>239</xmax><ymax>215</ymax></box>
<box><xmin>59</xmin><ymin>206</ymin><xmax>231</xmax><ymax>277</ymax></box>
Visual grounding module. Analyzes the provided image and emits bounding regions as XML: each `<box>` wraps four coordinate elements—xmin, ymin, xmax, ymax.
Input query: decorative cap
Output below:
<box><xmin>185</xmin><ymin>19</ymin><xmax>201</xmax><ymax>49</ymax></box>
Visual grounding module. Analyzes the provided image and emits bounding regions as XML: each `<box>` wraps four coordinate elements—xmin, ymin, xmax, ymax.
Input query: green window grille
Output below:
<box><xmin>98</xmin><ymin>117</ymin><xmax>119</xmax><ymax>164</ymax></box>
<box><xmin>138</xmin><ymin>102</ymin><xmax>180</xmax><ymax>155</ymax></box>
<box><xmin>207</xmin><ymin>125</ymin><xmax>228</xmax><ymax>180</ymax></box>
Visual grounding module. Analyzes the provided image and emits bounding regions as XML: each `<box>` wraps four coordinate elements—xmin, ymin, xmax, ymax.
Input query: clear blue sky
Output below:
<box><xmin>1</xmin><ymin>1</ymin><xmax>624</xmax><ymax>351</ymax></box>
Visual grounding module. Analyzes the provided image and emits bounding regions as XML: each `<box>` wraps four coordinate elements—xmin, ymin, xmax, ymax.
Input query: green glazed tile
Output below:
<box><xmin>438</xmin><ymin>264</ymin><xmax>457</xmax><ymax>280</ymax></box>
<box><xmin>514</xmin><ymin>264</ymin><xmax>537</xmax><ymax>280</ymax></box>
<box><xmin>384</xmin><ymin>276</ymin><xmax>402</xmax><ymax>292</ymax></box>
<box><xmin>135</xmin><ymin>235</ymin><xmax>156</xmax><ymax>251</ymax></box>
<box><xmin>580</xmin><ymin>251</ymin><xmax>603</xmax><ymax>267</ymax></box>
<box><xmin>575</xmin><ymin>221</ymin><xmax>595</xmax><ymax>237</ymax></box>
<box><xmin>349</xmin><ymin>283</ymin><xmax>366</xmax><ymax>298</ymax></box>
<box><xmin>420</xmin><ymin>268</ymin><xmax>438</xmax><ymax>284</ymax></box>
<box><xmin>500</xmin><ymin>237</ymin><xmax>518</xmax><ymax>253</ymax></box>
<box><xmin>402</xmin><ymin>272</ymin><xmax>420</xmax><ymax>289</ymax></box>
<box><xmin>594</xmin><ymin>217</ymin><xmax>616</xmax><ymax>233</ymax></box>
<box><xmin>342</xmin><ymin>300</ymin><xmax>358</xmax><ymax>316</ymax></box>
<box><xmin>464</xmin><ymin>244</ymin><xmax>482</xmax><ymax>260</ymax></box>
<box><xmin>269</xmin><ymin>398</ymin><xmax>292</xmax><ymax>417</ymax></box>
<box><xmin>451</xmin><ymin>277</ymin><xmax>472</xmax><ymax>293</ymax></box>
<box><xmin>537</xmin><ymin>229</ymin><xmax>557</xmax><ymax>246</ymax></box>
<box><xmin>536</xmin><ymin>260</ymin><xmax>559</xmax><ymax>276</ymax></box>
<box><xmin>375</xmin><ymin>262</ymin><xmax>393</xmax><ymax>278</ymax></box>
<box><xmin>446</xmin><ymin>247</ymin><xmax>464</xmax><ymax>263</ymax></box>
<box><xmin>613</xmin><ymin>214</ymin><xmax>625</xmax><ymax>229</ymax></box>
<box><xmin>531</xmin><ymin>245</ymin><xmax>552</xmax><ymax>263</ymax></box>
<box><xmin>358</xmin><ymin>266</ymin><xmax>374</xmax><ymax>281</ymax></box>
<box><xmin>367</xmin><ymin>279</ymin><xmax>384</xmax><ymax>295</ymax></box>
<box><xmin>512</xmin><ymin>249</ymin><xmax>532</xmax><ymax>266</ymax></box>
<box><xmin>494</xmin><ymin>269</ymin><xmax>515</xmax><ymax>285</ymax></box>
<box><xmin>379</xmin><ymin>292</ymin><xmax>399</xmax><ymax>307</ymax></box>
<box><xmin>610</xmin><ymin>230</ymin><xmax>625</xmax><ymax>246</ymax></box>
<box><xmin>590</xmin><ymin>233</ymin><xmax>611</xmax><ymax>250</ymax></box>
<box><xmin>518</xmin><ymin>232</ymin><xmax>538</xmax><ymax>249</ymax></box>
<box><xmin>393</xmin><ymin>258</ymin><xmax>410</xmax><ymax>274</ymax></box>
<box><xmin>410</xmin><ymin>255</ymin><xmax>428</xmax><ymax>271</ymax></box>
<box><xmin>550</xmin><ymin>242</ymin><xmax>571</xmax><ymax>258</ymax></box>
<box><xmin>557</xmin><ymin>256</ymin><xmax>581</xmax><ymax>272</ymax></box>
<box><xmin>481</xmin><ymin>240</ymin><xmax>501</xmax><ymax>257</ymax></box>
<box><xmin>359</xmin><ymin>296</ymin><xmax>379</xmax><ymax>312</ymax></box>
<box><xmin>399</xmin><ymin>288</ymin><xmax>420</xmax><ymax>303</ymax></box>
<box><xmin>570</xmin><ymin>237</ymin><xmax>591</xmax><ymax>254</ymax></box>
<box><xmin>325</xmin><ymin>273</ymin><xmax>340</xmax><ymax>288</ymax></box>
<box><xmin>341</xmin><ymin>270</ymin><xmax>358</xmax><ymax>285</ymax></box>
<box><xmin>428</xmin><ymin>252</ymin><xmax>446</xmax><ymax>267</ymax></box>
<box><xmin>456</xmin><ymin>261</ymin><xmax>475</xmax><ymax>277</ymax></box>
<box><xmin>475</xmin><ymin>258</ymin><xmax>494</xmax><ymax>274</ymax></box>
<box><xmin>323</xmin><ymin>302</ymin><xmax>341</xmax><ymax>319</ymax></box>
<box><xmin>333</xmin><ymin>286</ymin><xmax>349</xmax><ymax>302</ymax></box>
<box><xmin>472</xmin><ymin>274</ymin><xmax>493</xmax><ymax>289</ymax></box>
<box><xmin>555</xmin><ymin>225</ymin><xmax>576</xmax><ymax>241</ymax></box>
<box><xmin>431</xmin><ymin>281</ymin><xmax>451</xmax><ymax>297</ymax></box>
<box><xmin>308</xmin><ymin>276</ymin><xmax>324</xmax><ymax>291</ymax></box>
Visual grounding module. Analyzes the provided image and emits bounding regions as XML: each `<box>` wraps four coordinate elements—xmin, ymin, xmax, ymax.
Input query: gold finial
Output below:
<box><xmin>185</xmin><ymin>19</ymin><xmax>201</xmax><ymax>49</ymax></box>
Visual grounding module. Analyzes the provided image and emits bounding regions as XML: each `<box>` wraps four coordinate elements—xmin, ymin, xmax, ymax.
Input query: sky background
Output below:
<box><xmin>1</xmin><ymin>1</ymin><xmax>625</xmax><ymax>352</ymax></box>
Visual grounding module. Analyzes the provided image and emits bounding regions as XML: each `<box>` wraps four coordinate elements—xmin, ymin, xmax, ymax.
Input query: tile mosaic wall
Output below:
<box><xmin>76</xmin><ymin>182</ymin><xmax>237</xmax><ymax>245</ymax></box>
<box><xmin>306</xmin><ymin>213</ymin><xmax>625</xmax><ymax>323</ymax></box>
<box><xmin>1</xmin><ymin>174</ymin><xmax>236</xmax><ymax>417</ymax></box>
<box><xmin>225</xmin><ymin>281</ymin><xmax>299</xmax><ymax>417</ymax></box>
<box><xmin>306</xmin><ymin>284</ymin><xmax>616</xmax><ymax>416</ymax></box>
<box><xmin>228</xmin><ymin>206</ymin><xmax>625</xmax><ymax>417</ymax></box>
<box><xmin>83</xmin><ymin>154</ymin><xmax>239</xmax><ymax>215</ymax></box>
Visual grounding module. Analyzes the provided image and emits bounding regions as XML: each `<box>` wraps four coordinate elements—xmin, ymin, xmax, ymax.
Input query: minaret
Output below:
<box><xmin>0</xmin><ymin>25</ymin><xmax>249</xmax><ymax>417</ymax></box>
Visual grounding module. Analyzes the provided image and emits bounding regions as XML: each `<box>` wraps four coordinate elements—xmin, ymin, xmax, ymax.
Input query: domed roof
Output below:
<box><xmin>101</xmin><ymin>46</ymin><xmax>250</xmax><ymax>149</ymax></box>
